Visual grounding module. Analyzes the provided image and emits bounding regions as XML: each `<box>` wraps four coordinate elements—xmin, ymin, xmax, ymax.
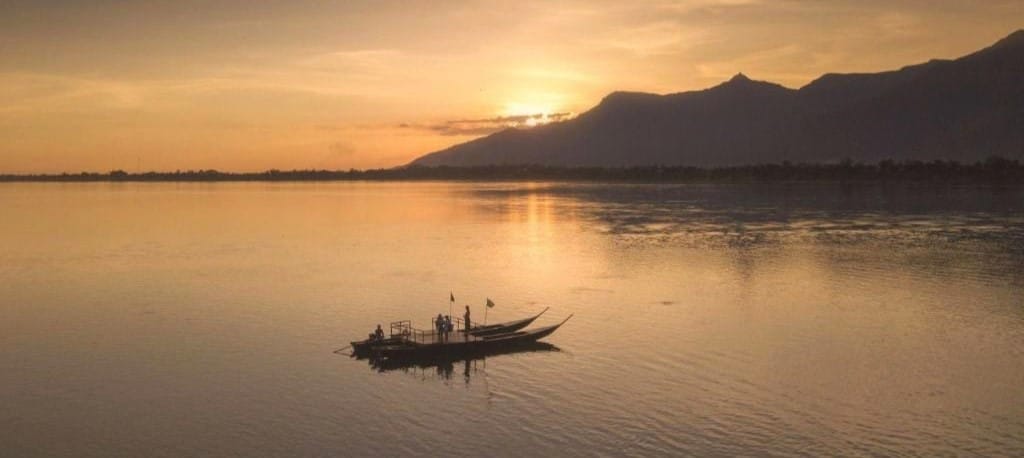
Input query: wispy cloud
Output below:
<box><xmin>0</xmin><ymin>73</ymin><xmax>151</xmax><ymax>115</ymax></box>
<box><xmin>296</xmin><ymin>49</ymin><xmax>403</xmax><ymax>72</ymax></box>
<box><xmin>401</xmin><ymin>112</ymin><xmax>575</xmax><ymax>136</ymax></box>
<box><xmin>584</xmin><ymin>20</ymin><xmax>709</xmax><ymax>57</ymax></box>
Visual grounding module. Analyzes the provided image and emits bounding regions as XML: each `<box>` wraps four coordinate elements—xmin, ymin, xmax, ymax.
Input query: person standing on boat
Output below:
<box><xmin>463</xmin><ymin>305</ymin><xmax>471</xmax><ymax>333</ymax></box>
<box><xmin>435</xmin><ymin>313</ymin><xmax>445</xmax><ymax>342</ymax></box>
<box><xmin>374</xmin><ymin>324</ymin><xmax>385</xmax><ymax>341</ymax></box>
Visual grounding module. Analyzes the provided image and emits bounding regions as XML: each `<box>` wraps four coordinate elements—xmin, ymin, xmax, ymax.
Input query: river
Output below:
<box><xmin>2</xmin><ymin>181</ymin><xmax>1022</xmax><ymax>456</ymax></box>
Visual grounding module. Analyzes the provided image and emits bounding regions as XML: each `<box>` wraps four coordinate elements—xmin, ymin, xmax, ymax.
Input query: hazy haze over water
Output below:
<box><xmin>1</xmin><ymin>182</ymin><xmax>1023</xmax><ymax>456</ymax></box>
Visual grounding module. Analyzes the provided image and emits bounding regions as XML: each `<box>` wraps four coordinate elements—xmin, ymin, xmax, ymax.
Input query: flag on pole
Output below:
<box><xmin>448</xmin><ymin>292</ymin><xmax>454</xmax><ymax>324</ymax></box>
<box><xmin>486</xmin><ymin>298</ymin><xmax>495</xmax><ymax>308</ymax></box>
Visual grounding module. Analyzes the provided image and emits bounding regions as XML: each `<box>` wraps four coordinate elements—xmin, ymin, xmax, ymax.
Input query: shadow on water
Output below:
<box><xmin>357</xmin><ymin>342</ymin><xmax>561</xmax><ymax>381</ymax></box>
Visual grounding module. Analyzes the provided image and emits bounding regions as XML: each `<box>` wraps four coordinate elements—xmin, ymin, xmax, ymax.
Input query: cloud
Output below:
<box><xmin>401</xmin><ymin>112</ymin><xmax>575</xmax><ymax>136</ymax></box>
<box><xmin>584</xmin><ymin>20</ymin><xmax>709</xmax><ymax>57</ymax></box>
<box><xmin>0</xmin><ymin>72</ymin><xmax>153</xmax><ymax>116</ymax></box>
<box><xmin>297</xmin><ymin>49</ymin><xmax>403</xmax><ymax>72</ymax></box>
<box><xmin>448</xmin><ymin>113</ymin><xmax>574</xmax><ymax>124</ymax></box>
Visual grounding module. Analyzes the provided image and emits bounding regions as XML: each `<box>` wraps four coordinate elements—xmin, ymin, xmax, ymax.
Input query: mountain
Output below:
<box><xmin>410</xmin><ymin>30</ymin><xmax>1024</xmax><ymax>167</ymax></box>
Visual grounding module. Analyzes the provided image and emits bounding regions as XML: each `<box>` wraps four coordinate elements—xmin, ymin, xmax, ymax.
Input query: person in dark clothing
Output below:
<box><xmin>374</xmin><ymin>324</ymin><xmax>385</xmax><ymax>341</ymax></box>
<box><xmin>435</xmin><ymin>313</ymin><xmax>445</xmax><ymax>341</ymax></box>
<box><xmin>463</xmin><ymin>305</ymin><xmax>471</xmax><ymax>333</ymax></box>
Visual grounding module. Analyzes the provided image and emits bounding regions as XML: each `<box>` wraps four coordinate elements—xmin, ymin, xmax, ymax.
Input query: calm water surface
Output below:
<box><xmin>2</xmin><ymin>182</ymin><xmax>1023</xmax><ymax>456</ymax></box>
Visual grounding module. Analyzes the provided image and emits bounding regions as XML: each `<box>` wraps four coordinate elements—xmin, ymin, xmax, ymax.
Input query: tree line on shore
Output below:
<box><xmin>2</xmin><ymin>157</ymin><xmax>1022</xmax><ymax>183</ymax></box>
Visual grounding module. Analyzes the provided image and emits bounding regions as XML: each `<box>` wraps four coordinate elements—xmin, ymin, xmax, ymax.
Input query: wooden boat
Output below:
<box><xmin>466</xmin><ymin>307</ymin><xmax>548</xmax><ymax>336</ymax></box>
<box><xmin>349</xmin><ymin>307</ymin><xmax>549</xmax><ymax>354</ymax></box>
<box><xmin>371</xmin><ymin>314</ymin><xmax>573</xmax><ymax>359</ymax></box>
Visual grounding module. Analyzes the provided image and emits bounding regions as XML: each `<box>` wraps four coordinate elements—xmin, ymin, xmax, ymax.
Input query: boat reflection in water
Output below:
<box><xmin>359</xmin><ymin>341</ymin><xmax>561</xmax><ymax>381</ymax></box>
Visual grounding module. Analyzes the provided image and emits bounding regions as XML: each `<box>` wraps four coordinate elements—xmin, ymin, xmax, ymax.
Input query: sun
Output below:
<box><xmin>501</xmin><ymin>101</ymin><xmax>572</xmax><ymax>128</ymax></box>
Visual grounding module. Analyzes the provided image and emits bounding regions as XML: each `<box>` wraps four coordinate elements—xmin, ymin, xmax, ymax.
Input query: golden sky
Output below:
<box><xmin>1</xmin><ymin>0</ymin><xmax>1021</xmax><ymax>173</ymax></box>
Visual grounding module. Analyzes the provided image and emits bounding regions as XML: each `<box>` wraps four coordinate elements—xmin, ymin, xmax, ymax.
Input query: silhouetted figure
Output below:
<box><xmin>435</xmin><ymin>313</ymin><xmax>445</xmax><ymax>342</ymax></box>
<box><xmin>464</xmin><ymin>306</ymin><xmax>471</xmax><ymax>333</ymax></box>
<box><xmin>374</xmin><ymin>324</ymin><xmax>385</xmax><ymax>341</ymax></box>
<box><xmin>444</xmin><ymin>315</ymin><xmax>453</xmax><ymax>334</ymax></box>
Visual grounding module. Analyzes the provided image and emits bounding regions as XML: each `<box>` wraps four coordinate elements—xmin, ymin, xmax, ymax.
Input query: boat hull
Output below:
<box><xmin>372</xmin><ymin>317</ymin><xmax>571</xmax><ymax>359</ymax></box>
<box><xmin>367</xmin><ymin>342</ymin><xmax>560</xmax><ymax>372</ymax></box>
<box><xmin>351</xmin><ymin>337</ymin><xmax>404</xmax><ymax>354</ymax></box>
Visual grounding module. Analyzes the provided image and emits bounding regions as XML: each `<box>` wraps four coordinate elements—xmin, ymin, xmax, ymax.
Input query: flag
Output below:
<box><xmin>450</xmin><ymin>292</ymin><xmax>455</xmax><ymax>302</ymax></box>
<box><xmin>486</xmin><ymin>298</ymin><xmax>495</xmax><ymax>308</ymax></box>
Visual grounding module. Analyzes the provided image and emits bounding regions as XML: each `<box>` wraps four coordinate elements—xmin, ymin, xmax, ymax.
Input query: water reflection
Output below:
<box><xmin>358</xmin><ymin>342</ymin><xmax>561</xmax><ymax>382</ymax></box>
<box><xmin>465</xmin><ymin>182</ymin><xmax>1024</xmax><ymax>249</ymax></box>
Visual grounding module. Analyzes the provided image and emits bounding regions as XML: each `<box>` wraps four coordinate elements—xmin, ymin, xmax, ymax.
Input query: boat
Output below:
<box><xmin>370</xmin><ymin>314</ymin><xmax>573</xmax><ymax>359</ymax></box>
<box><xmin>349</xmin><ymin>307</ymin><xmax>549</xmax><ymax>355</ymax></box>
<box><xmin>466</xmin><ymin>307</ymin><xmax>548</xmax><ymax>336</ymax></box>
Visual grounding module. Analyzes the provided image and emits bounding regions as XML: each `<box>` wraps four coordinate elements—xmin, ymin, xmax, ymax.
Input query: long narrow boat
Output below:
<box><xmin>371</xmin><ymin>314</ymin><xmax>573</xmax><ymax>359</ymax></box>
<box><xmin>466</xmin><ymin>307</ymin><xmax>548</xmax><ymax>336</ymax></box>
<box><xmin>349</xmin><ymin>307</ymin><xmax>549</xmax><ymax>354</ymax></box>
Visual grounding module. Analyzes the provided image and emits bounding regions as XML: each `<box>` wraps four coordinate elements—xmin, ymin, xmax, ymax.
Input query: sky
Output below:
<box><xmin>1</xmin><ymin>0</ymin><xmax>1022</xmax><ymax>173</ymax></box>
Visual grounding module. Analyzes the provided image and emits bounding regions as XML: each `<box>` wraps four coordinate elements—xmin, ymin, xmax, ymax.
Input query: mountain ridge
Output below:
<box><xmin>410</xmin><ymin>30</ymin><xmax>1024</xmax><ymax>167</ymax></box>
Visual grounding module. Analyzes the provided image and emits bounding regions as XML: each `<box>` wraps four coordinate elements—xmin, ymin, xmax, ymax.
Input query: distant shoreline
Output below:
<box><xmin>2</xmin><ymin>159</ymin><xmax>1022</xmax><ymax>183</ymax></box>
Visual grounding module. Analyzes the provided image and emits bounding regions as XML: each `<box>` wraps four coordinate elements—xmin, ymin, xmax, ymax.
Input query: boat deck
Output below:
<box><xmin>387</xmin><ymin>320</ymin><xmax>485</xmax><ymax>347</ymax></box>
<box><xmin>400</xmin><ymin>330</ymin><xmax>480</xmax><ymax>346</ymax></box>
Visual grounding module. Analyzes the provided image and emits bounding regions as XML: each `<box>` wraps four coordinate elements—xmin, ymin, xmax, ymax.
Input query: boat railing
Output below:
<box><xmin>389</xmin><ymin>320</ymin><xmax>413</xmax><ymax>338</ymax></box>
<box><xmin>389</xmin><ymin>317</ymin><xmax>470</xmax><ymax>345</ymax></box>
<box><xmin>389</xmin><ymin>320</ymin><xmax>436</xmax><ymax>345</ymax></box>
